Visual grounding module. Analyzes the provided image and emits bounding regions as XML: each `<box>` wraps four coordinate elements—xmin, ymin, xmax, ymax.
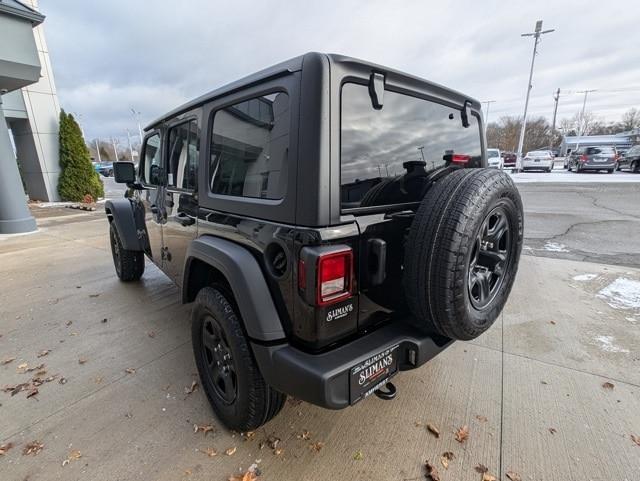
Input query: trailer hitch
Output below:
<box><xmin>374</xmin><ymin>381</ymin><xmax>397</xmax><ymax>400</ymax></box>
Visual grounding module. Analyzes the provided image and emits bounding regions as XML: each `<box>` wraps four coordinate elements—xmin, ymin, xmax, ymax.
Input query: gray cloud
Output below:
<box><xmin>40</xmin><ymin>0</ymin><xmax>640</xmax><ymax>143</ymax></box>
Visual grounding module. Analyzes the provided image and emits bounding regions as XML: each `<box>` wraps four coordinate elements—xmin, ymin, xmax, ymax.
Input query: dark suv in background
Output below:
<box><xmin>106</xmin><ymin>53</ymin><xmax>523</xmax><ymax>430</ymax></box>
<box><xmin>567</xmin><ymin>146</ymin><xmax>618</xmax><ymax>173</ymax></box>
<box><xmin>619</xmin><ymin>145</ymin><xmax>640</xmax><ymax>172</ymax></box>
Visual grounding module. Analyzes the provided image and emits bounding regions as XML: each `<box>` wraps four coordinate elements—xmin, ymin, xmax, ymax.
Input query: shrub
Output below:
<box><xmin>57</xmin><ymin>110</ymin><xmax>104</xmax><ymax>201</ymax></box>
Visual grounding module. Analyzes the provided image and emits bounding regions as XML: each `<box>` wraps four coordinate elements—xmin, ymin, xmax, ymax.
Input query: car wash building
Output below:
<box><xmin>0</xmin><ymin>0</ymin><xmax>61</xmax><ymax>233</ymax></box>
<box><xmin>560</xmin><ymin>133</ymin><xmax>633</xmax><ymax>156</ymax></box>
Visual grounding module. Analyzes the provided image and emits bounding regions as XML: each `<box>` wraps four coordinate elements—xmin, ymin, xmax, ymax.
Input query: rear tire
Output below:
<box><xmin>191</xmin><ymin>287</ymin><xmax>285</xmax><ymax>431</ymax></box>
<box><xmin>109</xmin><ymin>223</ymin><xmax>144</xmax><ymax>281</ymax></box>
<box><xmin>632</xmin><ymin>160</ymin><xmax>639</xmax><ymax>173</ymax></box>
<box><xmin>404</xmin><ymin>169</ymin><xmax>523</xmax><ymax>340</ymax></box>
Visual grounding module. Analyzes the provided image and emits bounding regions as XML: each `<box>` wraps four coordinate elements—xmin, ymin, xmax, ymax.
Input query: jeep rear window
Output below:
<box><xmin>340</xmin><ymin>83</ymin><xmax>481</xmax><ymax>209</ymax></box>
<box><xmin>209</xmin><ymin>92</ymin><xmax>290</xmax><ymax>200</ymax></box>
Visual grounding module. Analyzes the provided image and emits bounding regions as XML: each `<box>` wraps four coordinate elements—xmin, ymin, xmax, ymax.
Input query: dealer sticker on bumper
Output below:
<box><xmin>349</xmin><ymin>344</ymin><xmax>400</xmax><ymax>404</ymax></box>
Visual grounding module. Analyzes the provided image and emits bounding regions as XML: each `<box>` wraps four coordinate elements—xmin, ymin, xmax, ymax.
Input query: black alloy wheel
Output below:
<box><xmin>468</xmin><ymin>206</ymin><xmax>512</xmax><ymax>310</ymax></box>
<box><xmin>201</xmin><ymin>314</ymin><xmax>237</xmax><ymax>404</ymax></box>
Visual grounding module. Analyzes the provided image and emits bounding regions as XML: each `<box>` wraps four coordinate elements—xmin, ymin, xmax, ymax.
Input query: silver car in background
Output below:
<box><xmin>487</xmin><ymin>148</ymin><xmax>503</xmax><ymax>169</ymax></box>
<box><xmin>522</xmin><ymin>150</ymin><xmax>554</xmax><ymax>172</ymax></box>
<box><xmin>567</xmin><ymin>146</ymin><xmax>618</xmax><ymax>174</ymax></box>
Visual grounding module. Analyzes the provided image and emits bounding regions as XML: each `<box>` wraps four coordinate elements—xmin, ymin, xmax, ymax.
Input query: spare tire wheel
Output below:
<box><xmin>403</xmin><ymin>168</ymin><xmax>523</xmax><ymax>340</ymax></box>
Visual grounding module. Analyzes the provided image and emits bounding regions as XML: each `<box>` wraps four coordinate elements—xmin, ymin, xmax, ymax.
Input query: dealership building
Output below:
<box><xmin>559</xmin><ymin>132</ymin><xmax>634</xmax><ymax>156</ymax></box>
<box><xmin>0</xmin><ymin>0</ymin><xmax>60</xmax><ymax>233</ymax></box>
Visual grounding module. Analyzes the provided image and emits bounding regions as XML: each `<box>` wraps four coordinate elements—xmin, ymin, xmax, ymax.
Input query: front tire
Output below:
<box><xmin>109</xmin><ymin>223</ymin><xmax>144</xmax><ymax>281</ymax></box>
<box><xmin>191</xmin><ymin>287</ymin><xmax>285</xmax><ymax>431</ymax></box>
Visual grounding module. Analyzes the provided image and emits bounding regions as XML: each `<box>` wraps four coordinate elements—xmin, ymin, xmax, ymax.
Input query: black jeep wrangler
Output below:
<box><xmin>106</xmin><ymin>53</ymin><xmax>523</xmax><ymax>431</ymax></box>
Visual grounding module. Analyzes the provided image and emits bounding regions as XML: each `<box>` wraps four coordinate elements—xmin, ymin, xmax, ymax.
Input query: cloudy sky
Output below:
<box><xmin>40</xmin><ymin>0</ymin><xmax>640</xmax><ymax>143</ymax></box>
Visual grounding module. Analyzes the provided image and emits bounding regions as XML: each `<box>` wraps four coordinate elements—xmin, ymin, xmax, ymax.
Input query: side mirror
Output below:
<box><xmin>113</xmin><ymin>161</ymin><xmax>136</xmax><ymax>184</ymax></box>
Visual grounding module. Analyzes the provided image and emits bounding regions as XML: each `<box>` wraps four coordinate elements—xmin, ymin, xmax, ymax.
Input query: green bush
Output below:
<box><xmin>57</xmin><ymin>110</ymin><xmax>104</xmax><ymax>201</ymax></box>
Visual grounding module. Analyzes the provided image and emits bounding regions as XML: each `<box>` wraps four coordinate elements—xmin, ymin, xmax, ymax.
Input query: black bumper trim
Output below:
<box><xmin>252</xmin><ymin>322</ymin><xmax>453</xmax><ymax>409</ymax></box>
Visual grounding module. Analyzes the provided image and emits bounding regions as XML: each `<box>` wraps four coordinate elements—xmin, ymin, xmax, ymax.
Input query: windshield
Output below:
<box><xmin>340</xmin><ymin>83</ymin><xmax>482</xmax><ymax>209</ymax></box>
<box><xmin>487</xmin><ymin>150</ymin><xmax>499</xmax><ymax>158</ymax></box>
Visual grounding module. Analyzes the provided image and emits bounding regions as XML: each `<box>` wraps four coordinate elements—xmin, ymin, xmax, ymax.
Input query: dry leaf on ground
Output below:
<box><xmin>483</xmin><ymin>473</ymin><xmax>497</xmax><ymax>481</ymax></box>
<box><xmin>455</xmin><ymin>425</ymin><xmax>469</xmax><ymax>443</ymax></box>
<box><xmin>225</xmin><ymin>446</ymin><xmax>237</xmax><ymax>456</ymax></box>
<box><xmin>147</xmin><ymin>331</ymin><xmax>156</xmax><ymax>338</ymax></box>
<box><xmin>62</xmin><ymin>450</ymin><xmax>82</xmax><ymax>466</ymax></box>
<box><xmin>78</xmin><ymin>358</ymin><xmax>88</xmax><ymax>365</ymax></box>
<box><xmin>353</xmin><ymin>450</ymin><xmax>363</xmax><ymax>460</ymax></box>
<box><xmin>475</xmin><ymin>415</ymin><xmax>488</xmax><ymax>423</ymax></box>
<box><xmin>549</xmin><ymin>427</ymin><xmax>557</xmax><ymax>435</ymax></box>
<box><xmin>184</xmin><ymin>380</ymin><xmax>198</xmax><ymax>395</ymax></box>
<box><xmin>506</xmin><ymin>471</ymin><xmax>522</xmax><ymax>481</ymax></box>
<box><xmin>309</xmin><ymin>442</ymin><xmax>324</xmax><ymax>452</ymax></box>
<box><xmin>26</xmin><ymin>387</ymin><xmax>39</xmax><ymax>399</ymax></box>
<box><xmin>297</xmin><ymin>430</ymin><xmax>311</xmax><ymax>440</ymax></box>
<box><xmin>1</xmin><ymin>357</ymin><xmax>15</xmax><ymax>365</ymax></box>
<box><xmin>440</xmin><ymin>451</ymin><xmax>455</xmax><ymax>469</ymax></box>
<box><xmin>260</xmin><ymin>435</ymin><xmax>280</xmax><ymax>451</ymax></box>
<box><xmin>427</xmin><ymin>423</ymin><xmax>440</xmax><ymax>438</ymax></box>
<box><xmin>193</xmin><ymin>424</ymin><xmax>214</xmax><ymax>435</ymax></box>
<box><xmin>602</xmin><ymin>382</ymin><xmax>615</xmax><ymax>390</ymax></box>
<box><xmin>274</xmin><ymin>447</ymin><xmax>284</xmax><ymax>456</ymax></box>
<box><xmin>36</xmin><ymin>350</ymin><xmax>50</xmax><ymax>358</ymax></box>
<box><xmin>631</xmin><ymin>434</ymin><xmax>640</xmax><ymax>446</ymax></box>
<box><xmin>228</xmin><ymin>465</ymin><xmax>260</xmax><ymax>481</ymax></box>
<box><xmin>22</xmin><ymin>441</ymin><xmax>44</xmax><ymax>455</ymax></box>
<box><xmin>200</xmin><ymin>447</ymin><xmax>217</xmax><ymax>457</ymax></box>
<box><xmin>475</xmin><ymin>464</ymin><xmax>489</xmax><ymax>473</ymax></box>
<box><xmin>424</xmin><ymin>461</ymin><xmax>440</xmax><ymax>481</ymax></box>
<box><xmin>124</xmin><ymin>367</ymin><xmax>136</xmax><ymax>374</ymax></box>
<box><xmin>0</xmin><ymin>443</ymin><xmax>14</xmax><ymax>455</ymax></box>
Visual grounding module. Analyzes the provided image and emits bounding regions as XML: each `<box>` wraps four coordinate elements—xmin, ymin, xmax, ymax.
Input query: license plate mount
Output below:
<box><xmin>349</xmin><ymin>345</ymin><xmax>400</xmax><ymax>404</ymax></box>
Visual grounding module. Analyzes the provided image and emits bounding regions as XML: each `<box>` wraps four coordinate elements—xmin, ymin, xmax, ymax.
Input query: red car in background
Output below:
<box><xmin>501</xmin><ymin>151</ymin><xmax>517</xmax><ymax>168</ymax></box>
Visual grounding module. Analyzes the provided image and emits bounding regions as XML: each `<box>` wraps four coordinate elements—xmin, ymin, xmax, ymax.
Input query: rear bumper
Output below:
<box><xmin>252</xmin><ymin>321</ymin><xmax>453</xmax><ymax>409</ymax></box>
<box><xmin>580</xmin><ymin>162</ymin><xmax>616</xmax><ymax>170</ymax></box>
<box><xmin>522</xmin><ymin>160</ymin><xmax>553</xmax><ymax>170</ymax></box>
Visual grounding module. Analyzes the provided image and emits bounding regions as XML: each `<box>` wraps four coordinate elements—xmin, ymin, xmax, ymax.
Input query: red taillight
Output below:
<box><xmin>317</xmin><ymin>250</ymin><xmax>352</xmax><ymax>305</ymax></box>
<box><xmin>452</xmin><ymin>154</ymin><xmax>471</xmax><ymax>164</ymax></box>
<box><xmin>580</xmin><ymin>154</ymin><xmax>588</xmax><ymax>162</ymax></box>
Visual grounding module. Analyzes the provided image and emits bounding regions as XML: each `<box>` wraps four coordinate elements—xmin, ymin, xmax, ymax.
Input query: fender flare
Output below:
<box><xmin>104</xmin><ymin>199</ymin><xmax>148</xmax><ymax>252</ymax></box>
<box><xmin>183</xmin><ymin>236</ymin><xmax>286</xmax><ymax>342</ymax></box>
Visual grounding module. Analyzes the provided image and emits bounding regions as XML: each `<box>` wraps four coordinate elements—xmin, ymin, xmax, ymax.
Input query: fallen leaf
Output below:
<box><xmin>274</xmin><ymin>447</ymin><xmax>284</xmax><ymax>456</ymax></box>
<box><xmin>37</xmin><ymin>350</ymin><xmax>50</xmax><ymax>358</ymax></box>
<box><xmin>26</xmin><ymin>387</ymin><xmax>39</xmax><ymax>399</ymax></box>
<box><xmin>22</xmin><ymin>441</ymin><xmax>44</xmax><ymax>455</ymax></box>
<box><xmin>631</xmin><ymin>434</ymin><xmax>640</xmax><ymax>446</ymax></box>
<box><xmin>0</xmin><ymin>442</ymin><xmax>14</xmax><ymax>455</ymax></box>
<box><xmin>193</xmin><ymin>424</ymin><xmax>214</xmax><ymax>435</ymax></box>
<box><xmin>475</xmin><ymin>464</ymin><xmax>489</xmax><ymax>474</ymax></box>
<box><xmin>228</xmin><ymin>468</ymin><xmax>259</xmax><ymax>481</ymax></box>
<box><xmin>548</xmin><ymin>427</ymin><xmax>557</xmax><ymax>435</ymax></box>
<box><xmin>1</xmin><ymin>357</ymin><xmax>15</xmax><ymax>365</ymax></box>
<box><xmin>184</xmin><ymin>380</ymin><xmax>198</xmax><ymax>395</ymax></box>
<box><xmin>352</xmin><ymin>449</ymin><xmax>363</xmax><ymax>460</ymax></box>
<box><xmin>549</xmin><ymin>320</ymin><xmax>556</xmax><ymax>325</ymax></box>
<box><xmin>184</xmin><ymin>469</ymin><xmax>192</xmax><ymax>476</ymax></box>
<box><xmin>440</xmin><ymin>451</ymin><xmax>455</xmax><ymax>469</ymax></box>
<box><xmin>147</xmin><ymin>331</ymin><xmax>156</xmax><ymax>338</ymax></box>
<box><xmin>17</xmin><ymin>363</ymin><xmax>28</xmax><ymax>370</ymax></box>
<box><xmin>602</xmin><ymin>381</ymin><xmax>615</xmax><ymax>390</ymax></box>
<box><xmin>297</xmin><ymin>430</ymin><xmax>311</xmax><ymax>440</ymax></box>
<box><xmin>454</xmin><ymin>425</ymin><xmax>469</xmax><ymax>443</ymax></box>
<box><xmin>201</xmin><ymin>447</ymin><xmax>217</xmax><ymax>457</ymax></box>
<box><xmin>309</xmin><ymin>442</ymin><xmax>324</xmax><ymax>452</ymax></box>
<box><xmin>424</xmin><ymin>461</ymin><xmax>440</xmax><ymax>481</ymax></box>
<box><xmin>506</xmin><ymin>471</ymin><xmax>522</xmax><ymax>481</ymax></box>
<box><xmin>124</xmin><ymin>367</ymin><xmax>136</xmax><ymax>374</ymax></box>
<box><xmin>483</xmin><ymin>473</ymin><xmax>497</xmax><ymax>481</ymax></box>
<box><xmin>427</xmin><ymin>423</ymin><xmax>440</xmax><ymax>438</ymax></box>
<box><xmin>260</xmin><ymin>435</ymin><xmax>280</xmax><ymax>451</ymax></box>
<box><xmin>78</xmin><ymin>358</ymin><xmax>88</xmax><ymax>365</ymax></box>
<box><xmin>475</xmin><ymin>415</ymin><xmax>488</xmax><ymax>423</ymax></box>
<box><xmin>61</xmin><ymin>449</ymin><xmax>82</xmax><ymax>466</ymax></box>
<box><xmin>225</xmin><ymin>446</ymin><xmax>237</xmax><ymax>456</ymax></box>
<box><xmin>242</xmin><ymin>431</ymin><xmax>256</xmax><ymax>441</ymax></box>
<box><xmin>6</xmin><ymin>383</ymin><xmax>30</xmax><ymax>396</ymax></box>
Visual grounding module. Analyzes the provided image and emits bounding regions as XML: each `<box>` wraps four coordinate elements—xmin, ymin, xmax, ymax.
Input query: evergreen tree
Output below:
<box><xmin>57</xmin><ymin>110</ymin><xmax>104</xmax><ymax>201</ymax></box>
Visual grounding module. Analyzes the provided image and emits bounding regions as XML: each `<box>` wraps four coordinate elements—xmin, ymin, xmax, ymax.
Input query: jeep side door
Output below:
<box><xmin>163</xmin><ymin>116</ymin><xmax>200</xmax><ymax>284</ymax></box>
<box><xmin>139</xmin><ymin>131</ymin><xmax>165</xmax><ymax>267</ymax></box>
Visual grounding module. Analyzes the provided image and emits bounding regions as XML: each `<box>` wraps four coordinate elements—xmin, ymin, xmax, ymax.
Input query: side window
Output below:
<box><xmin>142</xmin><ymin>133</ymin><xmax>162</xmax><ymax>185</ymax></box>
<box><xmin>167</xmin><ymin>120</ymin><xmax>199</xmax><ymax>190</ymax></box>
<box><xmin>209</xmin><ymin>92</ymin><xmax>290</xmax><ymax>199</ymax></box>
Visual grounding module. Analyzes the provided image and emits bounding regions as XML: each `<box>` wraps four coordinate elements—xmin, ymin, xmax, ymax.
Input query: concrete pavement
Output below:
<box><xmin>1</xmin><ymin>212</ymin><xmax>639</xmax><ymax>481</ymax></box>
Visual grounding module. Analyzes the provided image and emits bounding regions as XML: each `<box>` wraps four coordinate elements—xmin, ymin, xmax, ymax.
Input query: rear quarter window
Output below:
<box><xmin>340</xmin><ymin>83</ymin><xmax>481</xmax><ymax>209</ymax></box>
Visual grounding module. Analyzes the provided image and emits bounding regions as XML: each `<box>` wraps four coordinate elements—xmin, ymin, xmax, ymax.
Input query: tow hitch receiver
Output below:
<box><xmin>374</xmin><ymin>381</ymin><xmax>397</xmax><ymax>400</ymax></box>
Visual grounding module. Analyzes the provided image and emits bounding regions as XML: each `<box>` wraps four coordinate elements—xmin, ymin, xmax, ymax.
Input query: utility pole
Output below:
<box><xmin>515</xmin><ymin>20</ymin><xmax>555</xmax><ymax>171</ymax></box>
<box><xmin>575</xmin><ymin>89</ymin><xmax>596</xmax><ymax>152</ymax></box>
<box><xmin>126</xmin><ymin>129</ymin><xmax>135</xmax><ymax>161</ymax></box>
<box><xmin>95</xmin><ymin>138</ymin><xmax>102</xmax><ymax>162</ymax></box>
<box><xmin>483</xmin><ymin>100</ymin><xmax>496</xmax><ymax>126</ymax></box>
<box><xmin>551</xmin><ymin>88</ymin><xmax>560</xmax><ymax>133</ymax></box>
<box><xmin>130</xmin><ymin>108</ymin><xmax>143</xmax><ymax>144</ymax></box>
<box><xmin>111</xmin><ymin>137</ymin><xmax>119</xmax><ymax>162</ymax></box>
<box><xmin>418</xmin><ymin>146</ymin><xmax>425</xmax><ymax>162</ymax></box>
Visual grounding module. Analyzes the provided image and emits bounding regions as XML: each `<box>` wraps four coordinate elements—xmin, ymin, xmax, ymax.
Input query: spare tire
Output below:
<box><xmin>403</xmin><ymin>168</ymin><xmax>523</xmax><ymax>340</ymax></box>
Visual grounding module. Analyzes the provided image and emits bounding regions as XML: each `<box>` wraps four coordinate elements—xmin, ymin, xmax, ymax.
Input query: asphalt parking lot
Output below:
<box><xmin>1</xmin><ymin>178</ymin><xmax>639</xmax><ymax>481</ymax></box>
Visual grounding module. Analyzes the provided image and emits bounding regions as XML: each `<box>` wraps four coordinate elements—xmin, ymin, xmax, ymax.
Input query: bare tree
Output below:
<box><xmin>486</xmin><ymin>116</ymin><xmax>553</xmax><ymax>152</ymax></box>
<box><xmin>620</xmin><ymin>108</ymin><xmax>640</xmax><ymax>131</ymax></box>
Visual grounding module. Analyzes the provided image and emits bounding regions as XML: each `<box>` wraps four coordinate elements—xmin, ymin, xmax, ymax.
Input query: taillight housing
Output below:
<box><xmin>298</xmin><ymin>246</ymin><xmax>354</xmax><ymax>306</ymax></box>
<box><xmin>580</xmin><ymin>154</ymin><xmax>588</xmax><ymax>162</ymax></box>
<box><xmin>317</xmin><ymin>250</ymin><xmax>352</xmax><ymax>305</ymax></box>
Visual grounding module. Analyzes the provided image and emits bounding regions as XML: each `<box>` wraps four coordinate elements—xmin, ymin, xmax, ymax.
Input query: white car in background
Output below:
<box><xmin>522</xmin><ymin>150</ymin><xmax>554</xmax><ymax>172</ymax></box>
<box><xmin>487</xmin><ymin>148</ymin><xmax>503</xmax><ymax>169</ymax></box>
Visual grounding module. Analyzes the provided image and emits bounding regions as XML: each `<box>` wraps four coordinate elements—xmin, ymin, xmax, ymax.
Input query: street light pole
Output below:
<box><xmin>483</xmin><ymin>100</ymin><xmax>496</xmax><ymax>126</ymax></box>
<box><xmin>95</xmin><ymin>138</ymin><xmax>101</xmax><ymax>163</ymax></box>
<box><xmin>515</xmin><ymin>20</ymin><xmax>555</xmax><ymax>171</ymax></box>
<box><xmin>126</xmin><ymin>129</ymin><xmax>134</xmax><ymax>161</ymax></box>
<box><xmin>111</xmin><ymin>137</ymin><xmax>118</xmax><ymax>162</ymax></box>
<box><xmin>130</xmin><ymin>108</ymin><xmax>143</xmax><ymax>144</ymax></box>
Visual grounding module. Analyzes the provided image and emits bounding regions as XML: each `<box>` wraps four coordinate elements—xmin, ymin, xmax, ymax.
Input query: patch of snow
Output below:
<box><xmin>593</xmin><ymin>335</ymin><xmax>629</xmax><ymax>353</ymax></box>
<box><xmin>625</xmin><ymin>317</ymin><xmax>637</xmax><ymax>324</ymax></box>
<box><xmin>597</xmin><ymin>278</ymin><xmax>640</xmax><ymax>310</ymax></box>
<box><xmin>573</xmin><ymin>273</ymin><xmax>598</xmax><ymax>281</ymax></box>
<box><xmin>544</xmin><ymin>242</ymin><xmax>570</xmax><ymax>252</ymax></box>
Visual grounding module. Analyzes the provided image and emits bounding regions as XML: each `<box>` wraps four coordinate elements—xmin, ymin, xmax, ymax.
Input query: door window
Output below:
<box><xmin>209</xmin><ymin>92</ymin><xmax>290</xmax><ymax>199</ymax></box>
<box><xmin>167</xmin><ymin>120</ymin><xmax>199</xmax><ymax>191</ymax></box>
<box><xmin>142</xmin><ymin>133</ymin><xmax>163</xmax><ymax>185</ymax></box>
